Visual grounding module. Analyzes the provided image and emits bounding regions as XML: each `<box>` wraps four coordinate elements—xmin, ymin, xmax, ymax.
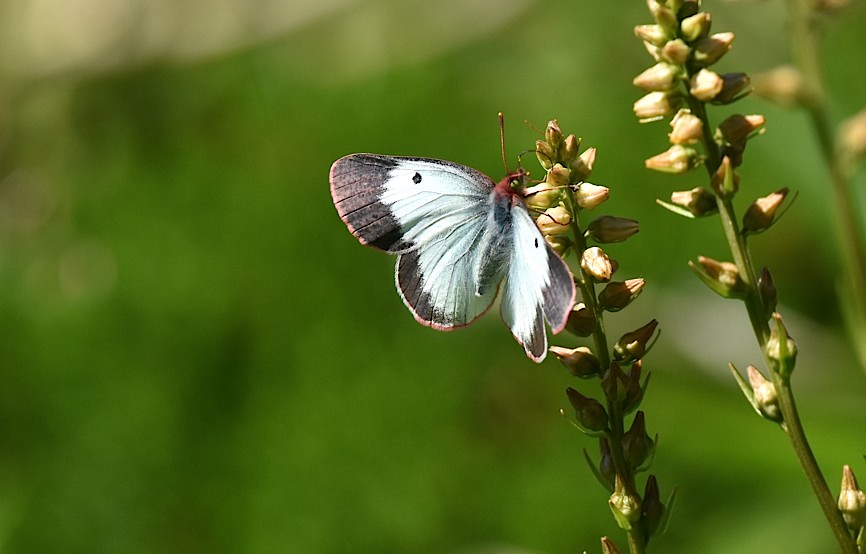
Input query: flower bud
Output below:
<box><xmin>634</xmin><ymin>24</ymin><xmax>671</xmax><ymax>47</ymax></box>
<box><xmin>717</xmin><ymin>114</ymin><xmax>766</xmax><ymax>145</ymax></box>
<box><xmin>758</xmin><ymin>266</ymin><xmax>778</xmax><ymax>317</ymax></box>
<box><xmin>536</xmin><ymin>205</ymin><xmax>572</xmax><ymax>236</ymax></box>
<box><xmin>713</xmin><ymin>73</ymin><xmax>752</xmax><ymax>104</ymax></box>
<box><xmin>747</xmin><ymin>364</ymin><xmax>782</xmax><ymax>422</ymax></box>
<box><xmin>545</xmin><ymin>119</ymin><xmax>563</xmax><ymax>148</ymax></box>
<box><xmin>581</xmin><ymin>247</ymin><xmax>613</xmax><ymax>282</ymax></box>
<box><xmin>642</xmin><ymin>475</ymin><xmax>666</xmax><ymax>539</ymax></box>
<box><xmin>600</xmin><ymin>536</ymin><xmax>623</xmax><ymax>554</ymax></box>
<box><xmin>633</xmin><ymin>62</ymin><xmax>681</xmax><ymax>91</ymax></box>
<box><xmin>634</xmin><ymin>91</ymin><xmax>683</xmax><ymax>122</ymax></box>
<box><xmin>524</xmin><ymin>182</ymin><xmax>563</xmax><ymax>211</ymax></box>
<box><xmin>614</xmin><ymin>320</ymin><xmax>658</xmax><ymax>363</ymax></box>
<box><xmin>602</xmin><ymin>362</ymin><xmax>629</xmax><ymax>403</ymax></box>
<box><xmin>767</xmin><ymin>312</ymin><xmax>797</xmax><ymax>379</ymax></box>
<box><xmin>647</xmin><ymin>0</ymin><xmax>678</xmax><ymax>29</ymax></box>
<box><xmin>566</xmin><ymin>387</ymin><xmax>609</xmax><ymax>432</ymax></box>
<box><xmin>586</xmin><ymin>216</ymin><xmax>640</xmax><ymax>244</ymax></box>
<box><xmin>689</xmin><ymin>68</ymin><xmax>724</xmax><ymax>101</ymax></box>
<box><xmin>670</xmin><ymin>187</ymin><xmax>717</xmax><ymax>217</ymax></box>
<box><xmin>623</xmin><ymin>360</ymin><xmax>647</xmax><ymax>415</ymax></box>
<box><xmin>661</xmin><ymin>39</ymin><xmax>691</xmax><ymax>65</ymax></box>
<box><xmin>575</xmin><ymin>182</ymin><xmax>609</xmax><ymax>210</ymax></box>
<box><xmin>550</xmin><ymin>345</ymin><xmax>601</xmax><ymax>378</ymax></box>
<box><xmin>754</xmin><ymin>65</ymin><xmax>809</xmax><ymax>108</ymax></box>
<box><xmin>598</xmin><ymin>437</ymin><xmax>616</xmax><ymax>488</ymax></box>
<box><xmin>570</xmin><ymin>147</ymin><xmax>597</xmax><ymax>181</ymax></box>
<box><xmin>609</xmin><ymin>475</ymin><xmax>642</xmax><ymax>530</ymax></box>
<box><xmin>622</xmin><ymin>411</ymin><xmax>654</xmax><ymax>471</ymax></box>
<box><xmin>566</xmin><ymin>302</ymin><xmax>596</xmax><ymax>337</ymax></box>
<box><xmin>691</xmin><ymin>32</ymin><xmax>735</xmax><ymax>67</ymax></box>
<box><xmin>742</xmin><ymin>188</ymin><xmax>789</xmax><ymax>234</ymax></box>
<box><xmin>690</xmin><ymin>255</ymin><xmax>747</xmax><ymax>299</ymax></box>
<box><xmin>710</xmin><ymin>156</ymin><xmax>739</xmax><ymax>197</ymax></box>
<box><xmin>599</xmin><ymin>279</ymin><xmax>646</xmax><ymax>312</ymax></box>
<box><xmin>544</xmin><ymin>163</ymin><xmax>571</xmax><ymax>188</ymax></box>
<box><xmin>668</xmin><ymin>109</ymin><xmax>703</xmax><ymax>144</ymax></box>
<box><xmin>545</xmin><ymin>234</ymin><xmax>573</xmax><ymax>255</ymax></box>
<box><xmin>680</xmin><ymin>12</ymin><xmax>712</xmax><ymax>42</ymax></box>
<box><xmin>559</xmin><ymin>134</ymin><xmax>580</xmax><ymax>165</ymax></box>
<box><xmin>838</xmin><ymin>107</ymin><xmax>866</xmax><ymax>169</ymax></box>
<box><xmin>839</xmin><ymin>465</ymin><xmax>866</xmax><ymax>531</ymax></box>
<box><xmin>535</xmin><ymin>139</ymin><xmax>556</xmax><ymax>169</ymax></box>
<box><xmin>815</xmin><ymin>0</ymin><xmax>850</xmax><ymax>11</ymax></box>
<box><xmin>645</xmin><ymin>144</ymin><xmax>701</xmax><ymax>174</ymax></box>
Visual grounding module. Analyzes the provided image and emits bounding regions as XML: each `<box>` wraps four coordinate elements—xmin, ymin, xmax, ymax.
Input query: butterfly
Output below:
<box><xmin>329</xmin><ymin>153</ymin><xmax>576</xmax><ymax>362</ymax></box>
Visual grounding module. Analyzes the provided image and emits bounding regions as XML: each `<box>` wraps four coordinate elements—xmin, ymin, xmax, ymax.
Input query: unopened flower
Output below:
<box><xmin>838</xmin><ymin>107</ymin><xmax>866</xmax><ymax>169</ymax></box>
<box><xmin>691</xmin><ymin>32</ymin><xmax>735</xmax><ymax>67</ymax></box>
<box><xmin>621</xmin><ymin>411</ymin><xmax>654</xmax><ymax>470</ymax></box>
<box><xmin>545</xmin><ymin>234</ymin><xmax>572</xmax><ymax>255</ymax></box>
<box><xmin>581</xmin><ymin>247</ymin><xmax>613</xmax><ymax>282</ymax></box>
<box><xmin>713</xmin><ymin>73</ymin><xmax>752</xmax><ymax>104</ymax></box>
<box><xmin>670</xmin><ymin>187</ymin><xmax>717</xmax><ymax>217</ymax></box>
<box><xmin>609</xmin><ymin>475</ymin><xmax>642</xmax><ymax>530</ymax></box>
<box><xmin>747</xmin><ymin>365</ymin><xmax>782</xmax><ymax>422</ymax></box>
<box><xmin>766</xmin><ymin>312</ymin><xmax>797</xmax><ymax>378</ymax></box>
<box><xmin>680</xmin><ymin>12</ymin><xmax>712</xmax><ymax>42</ymax></box>
<box><xmin>838</xmin><ymin>465</ymin><xmax>866</xmax><ymax>531</ymax></box>
<box><xmin>565</xmin><ymin>302</ymin><xmax>596</xmax><ymax>336</ymax></box>
<box><xmin>598</xmin><ymin>279</ymin><xmax>645</xmax><ymax>312</ymax></box>
<box><xmin>600</xmin><ymin>536</ymin><xmax>623</xmax><ymax>554</ymax></box>
<box><xmin>524</xmin><ymin>182</ymin><xmax>563</xmax><ymax>211</ymax></box>
<box><xmin>536</xmin><ymin>205</ymin><xmax>572</xmax><ymax>235</ymax></box>
<box><xmin>613</xmin><ymin>320</ymin><xmax>658</xmax><ymax>363</ymax></box>
<box><xmin>633</xmin><ymin>62</ymin><xmax>681</xmax><ymax>91</ymax></box>
<box><xmin>758</xmin><ymin>266</ymin><xmax>778</xmax><ymax>316</ymax></box>
<box><xmin>570</xmin><ymin>147</ymin><xmax>596</xmax><ymax>181</ymax></box>
<box><xmin>710</xmin><ymin>156</ymin><xmax>739</xmax><ymax>197</ymax></box>
<box><xmin>586</xmin><ymin>215</ymin><xmax>640</xmax><ymax>243</ymax></box>
<box><xmin>660</xmin><ymin>38</ymin><xmax>691</xmax><ymax>65</ymax></box>
<box><xmin>634</xmin><ymin>23</ymin><xmax>671</xmax><ymax>47</ymax></box>
<box><xmin>645</xmin><ymin>144</ymin><xmax>701</xmax><ymax>174</ymax></box>
<box><xmin>690</xmin><ymin>255</ymin><xmax>747</xmax><ymax>299</ymax></box>
<box><xmin>545</xmin><ymin>119</ymin><xmax>563</xmax><ymax>147</ymax></box>
<box><xmin>669</xmin><ymin>109</ymin><xmax>704</xmax><ymax>144</ymax></box>
<box><xmin>575</xmin><ymin>182</ymin><xmax>609</xmax><ymax>210</ymax></box>
<box><xmin>690</xmin><ymin>68</ymin><xmax>724</xmax><ymax>101</ymax></box>
<box><xmin>535</xmin><ymin>140</ymin><xmax>556</xmax><ymax>169</ymax></box>
<box><xmin>742</xmin><ymin>188</ymin><xmax>789</xmax><ymax>234</ymax></box>
<box><xmin>754</xmin><ymin>65</ymin><xmax>809</xmax><ymax>108</ymax></box>
<box><xmin>717</xmin><ymin>114</ymin><xmax>766</xmax><ymax>145</ymax></box>
<box><xmin>559</xmin><ymin>134</ymin><xmax>580</xmax><ymax>165</ymax></box>
<box><xmin>634</xmin><ymin>91</ymin><xmax>683</xmax><ymax>121</ymax></box>
<box><xmin>545</xmin><ymin>163</ymin><xmax>571</xmax><ymax>188</ymax></box>
<box><xmin>566</xmin><ymin>387</ymin><xmax>609</xmax><ymax>432</ymax></box>
<box><xmin>551</xmin><ymin>345</ymin><xmax>601</xmax><ymax>378</ymax></box>
<box><xmin>642</xmin><ymin>475</ymin><xmax>666</xmax><ymax>539</ymax></box>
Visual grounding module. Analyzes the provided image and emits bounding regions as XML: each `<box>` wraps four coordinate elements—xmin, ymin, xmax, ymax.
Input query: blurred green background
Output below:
<box><xmin>1</xmin><ymin>0</ymin><xmax>865</xmax><ymax>552</ymax></box>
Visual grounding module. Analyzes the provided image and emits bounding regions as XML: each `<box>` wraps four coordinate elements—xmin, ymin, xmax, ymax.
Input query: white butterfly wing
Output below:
<box><xmin>500</xmin><ymin>203</ymin><xmax>576</xmax><ymax>361</ymax></box>
<box><xmin>330</xmin><ymin>154</ymin><xmax>499</xmax><ymax>329</ymax></box>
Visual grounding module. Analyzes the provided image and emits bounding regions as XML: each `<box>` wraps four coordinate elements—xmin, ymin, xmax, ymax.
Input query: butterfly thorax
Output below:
<box><xmin>474</xmin><ymin>178</ymin><xmax>525</xmax><ymax>297</ymax></box>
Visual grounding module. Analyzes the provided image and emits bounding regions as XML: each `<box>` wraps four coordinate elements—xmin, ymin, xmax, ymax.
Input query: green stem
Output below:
<box><xmin>690</xmin><ymin>97</ymin><xmax>858</xmax><ymax>553</ymax></box>
<box><xmin>785</xmin><ymin>0</ymin><xmax>866</xmax><ymax>372</ymax></box>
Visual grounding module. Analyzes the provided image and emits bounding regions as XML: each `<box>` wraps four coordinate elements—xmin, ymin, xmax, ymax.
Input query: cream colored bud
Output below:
<box><xmin>661</xmin><ymin>39</ymin><xmax>691</xmax><ymax>65</ymax></box>
<box><xmin>581</xmin><ymin>247</ymin><xmax>613</xmax><ymax>282</ymax></box>
<box><xmin>536</xmin><ymin>205</ymin><xmax>572</xmax><ymax>236</ymax></box>
<box><xmin>747</xmin><ymin>365</ymin><xmax>782</xmax><ymax>422</ymax></box>
<box><xmin>570</xmin><ymin>147</ymin><xmax>597</xmax><ymax>181</ymax></box>
<box><xmin>550</xmin><ymin>345</ymin><xmax>601</xmax><ymax>378</ymax></box>
<box><xmin>535</xmin><ymin>140</ymin><xmax>556</xmax><ymax>169</ymax></box>
<box><xmin>839</xmin><ymin>465</ymin><xmax>866</xmax><ymax>531</ymax></box>
<box><xmin>669</xmin><ymin>109</ymin><xmax>703</xmax><ymax>144</ymax></box>
<box><xmin>575</xmin><ymin>182</ymin><xmax>609</xmax><ymax>210</ymax></box>
<box><xmin>545</xmin><ymin>119</ymin><xmax>563</xmax><ymax>147</ymax></box>
<box><xmin>691</xmin><ymin>255</ymin><xmax>747</xmax><ymax>299</ymax></box>
<box><xmin>647</xmin><ymin>0</ymin><xmax>677</xmax><ymax>28</ymax></box>
<box><xmin>754</xmin><ymin>65</ymin><xmax>808</xmax><ymax>108</ymax></box>
<box><xmin>645</xmin><ymin>144</ymin><xmax>701</xmax><ymax>174</ymax></box>
<box><xmin>545</xmin><ymin>234</ymin><xmax>572</xmax><ymax>255</ymax></box>
<box><xmin>633</xmin><ymin>62</ymin><xmax>681</xmax><ymax>91</ymax></box>
<box><xmin>717</xmin><ymin>114</ymin><xmax>766</xmax><ymax>145</ymax></box>
<box><xmin>680</xmin><ymin>12</ymin><xmax>711</xmax><ymax>42</ymax></box>
<box><xmin>690</xmin><ymin>68</ymin><xmax>724</xmax><ymax>101</ymax></box>
<box><xmin>634</xmin><ymin>91</ymin><xmax>682</xmax><ymax>122</ymax></box>
<box><xmin>742</xmin><ymin>188</ymin><xmax>789</xmax><ymax>234</ymax></box>
<box><xmin>524</xmin><ymin>182</ymin><xmax>563</xmax><ymax>211</ymax></box>
<box><xmin>670</xmin><ymin>187</ymin><xmax>717</xmax><ymax>217</ymax></box>
<box><xmin>560</xmin><ymin>134</ymin><xmax>580</xmax><ymax>165</ymax></box>
<box><xmin>586</xmin><ymin>216</ymin><xmax>640</xmax><ymax>243</ymax></box>
<box><xmin>691</xmin><ymin>32</ymin><xmax>734</xmax><ymax>67</ymax></box>
<box><xmin>766</xmin><ymin>312</ymin><xmax>797</xmax><ymax>378</ymax></box>
<box><xmin>838</xmin><ymin>107</ymin><xmax>866</xmax><ymax>169</ymax></box>
<box><xmin>544</xmin><ymin>163</ymin><xmax>571</xmax><ymax>188</ymax></box>
<box><xmin>634</xmin><ymin>24</ymin><xmax>670</xmax><ymax>47</ymax></box>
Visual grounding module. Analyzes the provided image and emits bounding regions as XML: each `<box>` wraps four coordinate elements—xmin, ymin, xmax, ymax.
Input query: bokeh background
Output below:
<box><xmin>0</xmin><ymin>0</ymin><xmax>865</xmax><ymax>552</ymax></box>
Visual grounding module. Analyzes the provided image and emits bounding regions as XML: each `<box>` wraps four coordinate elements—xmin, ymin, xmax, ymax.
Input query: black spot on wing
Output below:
<box><xmin>329</xmin><ymin>154</ymin><xmax>408</xmax><ymax>252</ymax></box>
<box><xmin>412</xmin><ymin>172</ymin><xmax>422</xmax><ymax>184</ymax></box>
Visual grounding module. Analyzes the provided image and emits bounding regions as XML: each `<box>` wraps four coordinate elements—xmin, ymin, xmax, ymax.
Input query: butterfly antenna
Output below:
<box><xmin>498</xmin><ymin>112</ymin><xmax>510</xmax><ymax>174</ymax></box>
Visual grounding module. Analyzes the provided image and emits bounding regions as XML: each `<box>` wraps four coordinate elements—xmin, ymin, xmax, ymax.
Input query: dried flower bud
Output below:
<box><xmin>524</xmin><ymin>182</ymin><xmax>563</xmax><ymax>211</ymax></box>
<box><xmin>669</xmin><ymin>109</ymin><xmax>703</xmax><ymax>144</ymax></box>
<box><xmin>839</xmin><ymin>465</ymin><xmax>866</xmax><ymax>531</ymax></box>
<box><xmin>601</xmin><ymin>361</ymin><xmax>629</xmax><ymax>402</ymax></box>
<box><xmin>838</xmin><ymin>107</ymin><xmax>866</xmax><ymax>170</ymax></box>
<box><xmin>680</xmin><ymin>12</ymin><xmax>711</xmax><ymax>42</ymax></box>
<box><xmin>767</xmin><ymin>312</ymin><xmax>797</xmax><ymax>379</ymax></box>
<box><xmin>610</xmin><ymin>475</ymin><xmax>642</xmax><ymax>530</ymax></box>
<box><xmin>566</xmin><ymin>302</ymin><xmax>596</xmax><ymax>336</ymax></box>
<box><xmin>571</xmin><ymin>147</ymin><xmax>597</xmax><ymax>181</ymax></box>
<box><xmin>598</xmin><ymin>437</ymin><xmax>616</xmax><ymax>488</ymax></box>
<box><xmin>622</xmin><ymin>411</ymin><xmax>654</xmax><ymax>470</ymax></box>
<box><xmin>600</xmin><ymin>536</ymin><xmax>624</xmax><ymax>554</ymax></box>
<box><xmin>670</xmin><ymin>187</ymin><xmax>717</xmax><ymax>217</ymax></box>
<box><xmin>623</xmin><ymin>360</ymin><xmax>647</xmax><ymax>414</ymax></box>
<box><xmin>550</xmin><ymin>345</ymin><xmax>601</xmax><ymax>378</ymax></box>
<box><xmin>614</xmin><ymin>320</ymin><xmax>658</xmax><ymax>364</ymax></box>
<box><xmin>566</xmin><ymin>387</ymin><xmax>609</xmax><ymax>432</ymax></box>
<box><xmin>575</xmin><ymin>182</ymin><xmax>609</xmax><ymax>210</ymax></box>
<box><xmin>645</xmin><ymin>144</ymin><xmax>701</xmax><ymax>174</ymax></box>
<box><xmin>710</xmin><ymin>156</ymin><xmax>739</xmax><ymax>197</ymax></box>
<box><xmin>586</xmin><ymin>216</ymin><xmax>640</xmax><ymax>244</ymax></box>
<box><xmin>747</xmin><ymin>365</ymin><xmax>782</xmax><ymax>422</ymax></box>
<box><xmin>634</xmin><ymin>24</ymin><xmax>671</xmax><ymax>47</ymax></box>
<box><xmin>581</xmin><ymin>247</ymin><xmax>613</xmax><ymax>282</ymax></box>
<box><xmin>545</xmin><ymin>234</ymin><xmax>572</xmax><ymax>256</ymax></box>
<box><xmin>717</xmin><ymin>114</ymin><xmax>766</xmax><ymax>145</ymax></box>
<box><xmin>642</xmin><ymin>475</ymin><xmax>666</xmax><ymax>539</ymax></box>
<box><xmin>545</xmin><ymin>119</ymin><xmax>563</xmax><ymax>148</ymax></box>
<box><xmin>545</xmin><ymin>163</ymin><xmax>572</xmax><ymax>188</ymax></box>
<box><xmin>713</xmin><ymin>73</ymin><xmax>752</xmax><ymax>104</ymax></box>
<box><xmin>634</xmin><ymin>91</ymin><xmax>683</xmax><ymax>121</ymax></box>
<box><xmin>690</xmin><ymin>255</ymin><xmax>747</xmax><ymax>299</ymax></box>
<box><xmin>559</xmin><ymin>134</ymin><xmax>580</xmax><ymax>165</ymax></box>
<box><xmin>535</xmin><ymin>139</ymin><xmax>556</xmax><ymax>169</ymax></box>
<box><xmin>537</xmin><ymin>205</ymin><xmax>572</xmax><ymax>236</ymax></box>
<box><xmin>691</xmin><ymin>32</ymin><xmax>735</xmax><ymax>67</ymax></box>
<box><xmin>742</xmin><ymin>188</ymin><xmax>789</xmax><ymax>234</ymax></box>
<box><xmin>754</xmin><ymin>65</ymin><xmax>809</xmax><ymax>108</ymax></box>
<box><xmin>599</xmin><ymin>279</ymin><xmax>646</xmax><ymax>312</ymax></box>
<box><xmin>633</xmin><ymin>62</ymin><xmax>681</xmax><ymax>91</ymax></box>
<box><xmin>758</xmin><ymin>266</ymin><xmax>778</xmax><ymax>317</ymax></box>
<box><xmin>690</xmin><ymin>68</ymin><xmax>724</xmax><ymax>101</ymax></box>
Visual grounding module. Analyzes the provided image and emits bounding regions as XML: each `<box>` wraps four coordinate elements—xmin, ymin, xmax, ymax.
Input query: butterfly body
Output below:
<box><xmin>330</xmin><ymin>153</ymin><xmax>575</xmax><ymax>362</ymax></box>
